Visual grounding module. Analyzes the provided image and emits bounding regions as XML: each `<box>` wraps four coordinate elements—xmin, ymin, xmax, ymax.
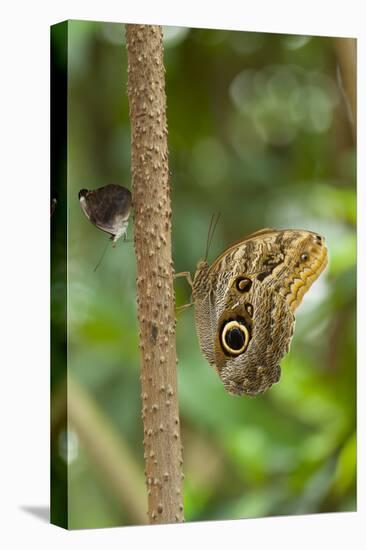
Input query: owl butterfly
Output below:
<box><xmin>186</xmin><ymin>228</ymin><xmax>328</xmax><ymax>397</ymax></box>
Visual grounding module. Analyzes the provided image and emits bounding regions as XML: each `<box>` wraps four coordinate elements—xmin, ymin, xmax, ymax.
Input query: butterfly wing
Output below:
<box><xmin>193</xmin><ymin>229</ymin><xmax>328</xmax><ymax>396</ymax></box>
<box><xmin>79</xmin><ymin>184</ymin><xmax>132</xmax><ymax>238</ymax></box>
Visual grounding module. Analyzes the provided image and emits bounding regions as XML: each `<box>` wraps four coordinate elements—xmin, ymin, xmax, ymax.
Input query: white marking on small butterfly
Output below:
<box><xmin>112</xmin><ymin>220</ymin><xmax>129</xmax><ymax>243</ymax></box>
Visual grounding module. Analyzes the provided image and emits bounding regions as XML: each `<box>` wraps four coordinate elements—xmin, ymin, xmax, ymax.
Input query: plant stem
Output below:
<box><xmin>334</xmin><ymin>37</ymin><xmax>357</xmax><ymax>143</ymax></box>
<box><xmin>67</xmin><ymin>377</ymin><xmax>147</xmax><ymax>525</ymax></box>
<box><xmin>125</xmin><ymin>24</ymin><xmax>184</xmax><ymax>524</ymax></box>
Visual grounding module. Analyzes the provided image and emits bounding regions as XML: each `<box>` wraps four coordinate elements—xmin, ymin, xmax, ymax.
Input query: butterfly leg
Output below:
<box><xmin>110</xmin><ymin>235</ymin><xmax>117</xmax><ymax>248</ymax></box>
<box><xmin>174</xmin><ymin>271</ymin><xmax>193</xmax><ymax>288</ymax></box>
<box><xmin>176</xmin><ymin>301</ymin><xmax>193</xmax><ymax>313</ymax></box>
<box><xmin>174</xmin><ymin>271</ymin><xmax>194</xmax><ymax>313</ymax></box>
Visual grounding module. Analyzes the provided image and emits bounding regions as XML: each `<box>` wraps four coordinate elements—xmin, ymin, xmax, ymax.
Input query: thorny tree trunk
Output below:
<box><xmin>125</xmin><ymin>25</ymin><xmax>184</xmax><ymax>524</ymax></box>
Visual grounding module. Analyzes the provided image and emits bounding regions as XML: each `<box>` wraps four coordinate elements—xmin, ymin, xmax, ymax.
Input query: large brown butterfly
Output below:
<box><xmin>182</xmin><ymin>228</ymin><xmax>328</xmax><ymax>396</ymax></box>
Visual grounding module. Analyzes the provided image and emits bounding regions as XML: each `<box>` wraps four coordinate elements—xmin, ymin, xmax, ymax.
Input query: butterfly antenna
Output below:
<box><xmin>93</xmin><ymin>239</ymin><xmax>111</xmax><ymax>272</ymax></box>
<box><xmin>204</xmin><ymin>214</ymin><xmax>215</xmax><ymax>261</ymax></box>
<box><xmin>204</xmin><ymin>212</ymin><xmax>221</xmax><ymax>262</ymax></box>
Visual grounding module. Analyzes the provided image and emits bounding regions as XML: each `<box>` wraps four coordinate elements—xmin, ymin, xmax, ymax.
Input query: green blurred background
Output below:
<box><xmin>51</xmin><ymin>21</ymin><xmax>356</xmax><ymax>529</ymax></box>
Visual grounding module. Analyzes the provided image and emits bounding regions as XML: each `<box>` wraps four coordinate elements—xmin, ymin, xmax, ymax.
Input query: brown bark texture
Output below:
<box><xmin>125</xmin><ymin>24</ymin><xmax>184</xmax><ymax>524</ymax></box>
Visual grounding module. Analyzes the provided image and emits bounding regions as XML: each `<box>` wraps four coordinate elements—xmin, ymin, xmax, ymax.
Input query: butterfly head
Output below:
<box><xmin>78</xmin><ymin>189</ymin><xmax>88</xmax><ymax>200</ymax></box>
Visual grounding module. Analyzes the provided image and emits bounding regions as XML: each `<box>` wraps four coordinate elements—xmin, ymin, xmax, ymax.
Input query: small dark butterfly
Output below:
<box><xmin>78</xmin><ymin>184</ymin><xmax>132</xmax><ymax>244</ymax></box>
